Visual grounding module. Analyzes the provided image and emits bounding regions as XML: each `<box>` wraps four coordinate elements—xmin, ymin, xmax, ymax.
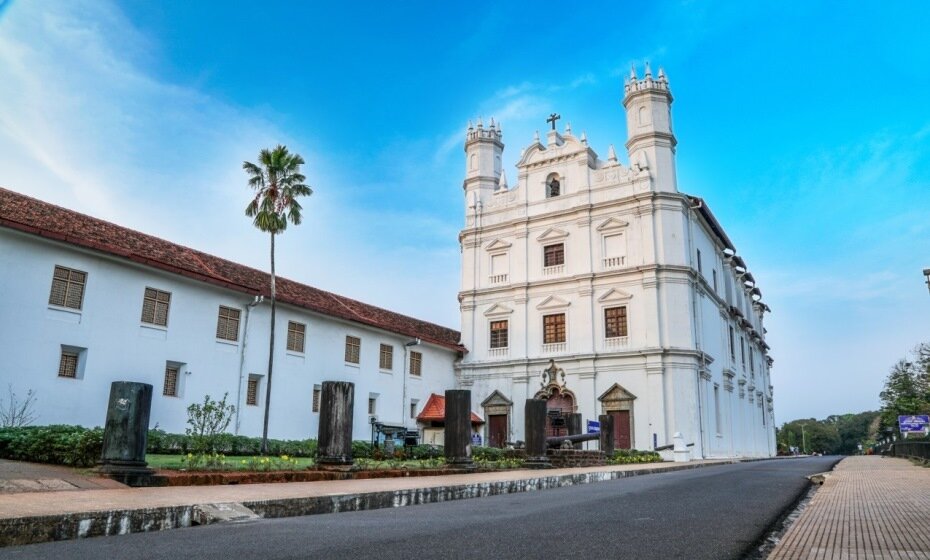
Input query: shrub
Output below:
<box><xmin>0</xmin><ymin>425</ymin><xmax>103</xmax><ymax>467</ymax></box>
<box><xmin>352</xmin><ymin>440</ymin><xmax>373</xmax><ymax>459</ymax></box>
<box><xmin>608</xmin><ymin>449</ymin><xmax>662</xmax><ymax>465</ymax></box>
<box><xmin>186</xmin><ymin>394</ymin><xmax>235</xmax><ymax>454</ymax></box>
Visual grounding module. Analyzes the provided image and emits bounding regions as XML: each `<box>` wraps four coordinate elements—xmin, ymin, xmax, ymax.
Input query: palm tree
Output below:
<box><xmin>244</xmin><ymin>145</ymin><xmax>312</xmax><ymax>453</ymax></box>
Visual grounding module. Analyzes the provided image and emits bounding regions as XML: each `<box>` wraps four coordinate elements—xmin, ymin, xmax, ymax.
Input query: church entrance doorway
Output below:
<box><xmin>488</xmin><ymin>414</ymin><xmax>507</xmax><ymax>448</ymax></box>
<box><xmin>611</xmin><ymin>410</ymin><xmax>632</xmax><ymax>449</ymax></box>
<box><xmin>545</xmin><ymin>388</ymin><xmax>574</xmax><ymax>437</ymax></box>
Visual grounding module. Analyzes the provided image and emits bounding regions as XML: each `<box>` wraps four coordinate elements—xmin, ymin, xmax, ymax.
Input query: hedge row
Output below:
<box><xmin>0</xmin><ymin>425</ymin><xmax>104</xmax><ymax>467</ymax></box>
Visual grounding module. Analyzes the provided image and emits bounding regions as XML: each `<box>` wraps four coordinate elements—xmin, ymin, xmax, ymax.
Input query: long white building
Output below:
<box><xmin>0</xmin><ymin>189</ymin><xmax>461</xmax><ymax>441</ymax></box>
<box><xmin>457</xmin><ymin>66</ymin><xmax>776</xmax><ymax>458</ymax></box>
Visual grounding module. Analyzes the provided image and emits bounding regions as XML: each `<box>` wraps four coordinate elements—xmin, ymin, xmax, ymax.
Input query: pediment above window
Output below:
<box><xmin>597</xmin><ymin>288</ymin><xmax>633</xmax><ymax>303</ymax></box>
<box><xmin>536</xmin><ymin>227</ymin><xmax>569</xmax><ymax>242</ymax></box>
<box><xmin>484</xmin><ymin>303</ymin><xmax>514</xmax><ymax>317</ymax></box>
<box><xmin>596</xmin><ymin>217</ymin><xmax>630</xmax><ymax>232</ymax></box>
<box><xmin>536</xmin><ymin>295</ymin><xmax>571</xmax><ymax>310</ymax></box>
<box><xmin>598</xmin><ymin>383</ymin><xmax>637</xmax><ymax>402</ymax></box>
<box><xmin>485</xmin><ymin>238</ymin><xmax>512</xmax><ymax>252</ymax></box>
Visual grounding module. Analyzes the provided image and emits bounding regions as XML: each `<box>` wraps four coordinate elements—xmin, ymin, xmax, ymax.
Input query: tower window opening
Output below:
<box><xmin>546</xmin><ymin>176</ymin><xmax>561</xmax><ymax>198</ymax></box>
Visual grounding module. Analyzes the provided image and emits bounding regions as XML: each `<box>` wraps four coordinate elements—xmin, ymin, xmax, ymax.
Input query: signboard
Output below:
<box><xmin>899</xmin><ymin>415</ymin><xmax>929</xmax><ymax>433</ymax></box>
<box><xmin>586</xmin><ymin>420</ymin><xmax>600</xmax><ymax>434</ymax></box>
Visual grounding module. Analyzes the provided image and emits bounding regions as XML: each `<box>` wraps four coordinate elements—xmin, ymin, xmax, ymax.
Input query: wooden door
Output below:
<box><xmin>488</xmin><ymin>414</ymin><xmax>507</xmax><ymax>448</ymax></box>
<box><xmin>612</xmin><ymin>410</ymin><xmax>631</xmax><ymax>449</ymax></box>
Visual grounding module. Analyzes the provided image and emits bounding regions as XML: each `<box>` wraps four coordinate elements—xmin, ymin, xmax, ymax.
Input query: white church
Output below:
<box><xmin>0</xmin><ymin>65</ymin><xmax>775</xmax><ymax>458</ymax></box>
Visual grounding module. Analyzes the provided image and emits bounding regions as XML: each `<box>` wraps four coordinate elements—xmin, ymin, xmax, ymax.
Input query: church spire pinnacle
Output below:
<box><xmin>607</xmin><ymin>144</ymin><xmax>618</xmax><ymax>163</ymax></box>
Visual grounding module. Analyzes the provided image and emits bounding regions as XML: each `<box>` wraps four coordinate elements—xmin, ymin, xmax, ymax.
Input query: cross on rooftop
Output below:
<box><xmin>546</xmin><ymin>113</ymin><xmax>560</xmax><ymax>131</ymax></box>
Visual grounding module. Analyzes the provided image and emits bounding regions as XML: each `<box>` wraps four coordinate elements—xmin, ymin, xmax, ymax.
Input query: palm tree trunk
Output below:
<box><xmin>261</xmin><ymin>231</ymin><xmax>276</xmax><ymax>454</ymax></box>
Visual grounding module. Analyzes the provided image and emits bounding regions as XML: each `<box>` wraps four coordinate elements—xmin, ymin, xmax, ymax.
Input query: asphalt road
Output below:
<box><xmin>1</xmin><ymin>457</ymin><xmax>840</xmax><ymax>560</ymax></box>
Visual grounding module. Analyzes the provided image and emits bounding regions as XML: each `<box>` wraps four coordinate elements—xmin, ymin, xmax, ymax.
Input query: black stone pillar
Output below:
<box><xmin>318</xmin><ymin>381</ymin><xmax>355</xmax><ymax>467</ymax></box>
<box><xmin>599</xmin><ymin>414</ymin><xmax>615</xmax><ymax>455</ymax></box>
<box><xmin>524</xmin><ymin>399</ymin><xmax>550</xmax><ymax>469</ymax></box>
<box><xmin>567</xmin><ymin>413</ymin><xmax>583</xmax><ymax>450</ymax></box>
<box><xmin>96</xmin><ymin>381</ymin><xmax>154</xmax><ymax>485</ymax></box>
<box><xmin>444</xmin><ymin>390</ymin><xmax>474</xmax><ymax>469</ymax></box>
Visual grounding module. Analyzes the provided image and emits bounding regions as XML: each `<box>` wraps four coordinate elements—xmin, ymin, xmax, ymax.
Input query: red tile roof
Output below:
<box><xmin>416</xmin><ymin>393</ymin><xmax>484</xmax><ymax>424</ymax></box>
<box><xmin>0</xmin><ymin>187</ymin><xmax>464</xmax><ymax>351</ymax></box>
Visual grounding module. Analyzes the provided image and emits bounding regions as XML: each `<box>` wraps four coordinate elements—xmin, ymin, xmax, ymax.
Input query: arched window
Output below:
<box><xmin>546</xmin><ymin>174</ymin><xmax>561</xmax><ymax>198</ymax></box>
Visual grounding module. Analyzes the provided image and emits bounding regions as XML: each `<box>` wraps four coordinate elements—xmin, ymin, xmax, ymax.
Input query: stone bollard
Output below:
<box><xmin>318</xmin><ymin>381</ymin><xmax>355</xmax><ymax>468</ymax></box>
<box><xmin>96</xmin><ymin>381</ymin><xmax>155</xmax><ymax>486</ymax></box>
<box><xmin>598</xmin><ymin>414</ymin><xmax>615</xmax><ymax>456</ymax></box>
<box><xmin>673</xmin><ymin>431</ymin><xmax>690</xmax><ymax>463</ymax></box>
<box><xmin>567</xmin><ymin>413</ymin><xmax>583</xmax><ymax>449</ymax></box>
<box><xmin>524</xmin><ymin>399</ymin><xmax>551</xmax><ymax>469</ymax></box>
<box><xmin>444</xmin><ymin>390</ymin><xmax>474</xmax><ymax>469</ymax></box>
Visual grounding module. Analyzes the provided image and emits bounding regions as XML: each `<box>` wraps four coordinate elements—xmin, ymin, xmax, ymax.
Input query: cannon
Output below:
<box><xmin>546</xmin><ymin>432</ymin><xmax>599</xmax><ymax>448</ymax></box>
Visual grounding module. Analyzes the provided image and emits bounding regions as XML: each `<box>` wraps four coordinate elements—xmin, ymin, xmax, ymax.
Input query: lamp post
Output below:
<box><xmin>801</xmin><ymin>423</ymin><xmax>808</xmax><ymax>455</ymax></box>
<box><xmin>924</xmin><ymin>268</ymin><xmax>930</xmax><ymax>294</ymax></box>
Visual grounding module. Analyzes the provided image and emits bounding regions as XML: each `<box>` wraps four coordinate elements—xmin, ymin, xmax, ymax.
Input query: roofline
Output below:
<box><xmin>0</xmin><ymin>190</ymin><xmax>465</xmax><ymax>352</ymax></box>
<box><xmin>686</xmin><ymin>195</ymin><xmax>735</xmax><ymax>252</ymax></box>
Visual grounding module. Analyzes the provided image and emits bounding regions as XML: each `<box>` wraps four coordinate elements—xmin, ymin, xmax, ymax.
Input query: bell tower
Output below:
<box><xmin>463</xmin><ymin>117</ymin><xmax>503</xmax><ymax>216</ymax></box>
<box><xmin>623</xmin><ymin>64</ymin><xmax>677</xmax><ymax>192</ymax></box>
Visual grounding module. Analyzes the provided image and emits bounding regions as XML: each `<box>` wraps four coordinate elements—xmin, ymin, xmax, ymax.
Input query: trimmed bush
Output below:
<box><xmin>0</xmin><ymin>425</ymin><xmax>103</xmax><ymax>467</ymax></box>
<box><xmin>608</xmin><ymin>448</ymin><xmax>662</xmax><ymax>464</ymax></box>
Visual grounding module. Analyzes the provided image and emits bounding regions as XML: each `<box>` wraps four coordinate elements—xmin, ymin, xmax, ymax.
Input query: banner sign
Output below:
<box><xmin>586</xmin><ymin>420</ymin><xmax>600</xmax><ymax>434</ymax></box>
<box><xmin>898</xmin><ymin>415</ymin><xmax>930</xmax><ymax>433</ymax></box>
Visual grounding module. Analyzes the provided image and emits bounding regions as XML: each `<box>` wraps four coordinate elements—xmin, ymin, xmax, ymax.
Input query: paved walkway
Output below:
<box><xmin>0</xmin><ymin>459</ymin><xmax>730</xmax><ymax>519</ymax></box>
<box><xmin>769</xmin><ymin>456</ymin><xmax>930</xmax><ymax>559</ymax></box>
<box><xmin>0</xmin><ymin>459</ymin><xmax>126</xmax><ymax>493</ymax></box>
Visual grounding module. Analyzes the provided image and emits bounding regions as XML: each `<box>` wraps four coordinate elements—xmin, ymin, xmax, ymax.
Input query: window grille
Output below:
<box><xmin>287</xmin><ymin>321</ymin><xmax>306</xmax><ymax>352</ymax></box>
<box><xmin>604</xmin><ymin>307</ymin><xmax>628</xmax><ymax>338</ymax></box>
<box><xmin>163</xmin><ymin>366</ymin><xmax>179</xmax><ymax>396</ymax></box>
<box><xmin>246</xmin><ymin>377</ymin><xmax>259</xmax><ymax>406</ymax></box>
<box><xmin>490</xmin><ymin>320</ymin><xmax>509</xmax><ymax>349</ymax></box>
<box><xmin>345</xmin><ymin>336</ymin><xmax>361</xmax><ymax>364</ymax></box>
<box><xmin>544</xmin><ymin>244</ymin><xmax>564</xmax><ymax>267</ymax></box>
<box><xmin>380</xmin><ymin>344</ymin><xmax>394</xmax><ymax>370</ymax></box>
<box><xmin>49</xmin><ymin>266</ymin><xmax>87</xmax><ymax>310</ymax></box>
<box><xmin>543</xmin><ymin>314</ymin><xmax>566</xmax><ymax>344</ymax></box>
<box><xmin>58</xmin><ymin>351</ymin><xmax>78</xmax><ymax>378</ymax></box>
<box><xmin>409</xmin><ymin>351</ymin><xmax>422</xmax><ymax>376</ymax></box>
<box><xmin>141</xmin><ymin>287</ymin><xmax>171</xmax><ymax>326</ymax></box>
<box><xmin>216</xmin><ymin>306</ymin><xmax>241</xmax><ymax>341</ymax></box>
<box><xmin>312</xmin><ymin>386</ymin><xmax>321</xmax><ymax>412</ymax></box>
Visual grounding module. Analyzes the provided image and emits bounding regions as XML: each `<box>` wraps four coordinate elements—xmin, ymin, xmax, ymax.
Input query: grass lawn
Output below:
<box><xmin>146</xmin><ymin>454</ymin><xmax>315</xmax><ymax>471</ymax></box>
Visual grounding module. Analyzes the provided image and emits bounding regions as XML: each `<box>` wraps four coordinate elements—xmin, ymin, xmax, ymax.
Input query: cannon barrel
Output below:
<box><xmin>546</xmin><ymin>433</ymin><xmax>599</xmax><ymax>448</ymax></box>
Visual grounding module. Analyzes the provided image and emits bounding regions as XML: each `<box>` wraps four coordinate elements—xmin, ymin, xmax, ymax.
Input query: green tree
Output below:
<box><xmin>186</xmin><ymin>393</ymin><xmax>236</xmax><ymax>454</ymax></box>
<box><xmin>879</xmin><ymin>343</ymin><xmax>930</xmax><ymax>432</ymax></box>
<box><xmin>244</xmin><ymin>145</ymin><xmax>312</xmax><ymax>453</ymax></box>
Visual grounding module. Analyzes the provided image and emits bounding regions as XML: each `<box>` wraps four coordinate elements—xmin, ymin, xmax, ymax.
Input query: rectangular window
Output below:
<box><xmin>696</xmin><ymin>249</ymin><xmax>703</xmax><ymax>274</ymax></box>
<box><xmin>544</xmin><ymin>244</ymin><xmax>565</xmax><ymax>267</ymax></box>
<box><xmin>490</xmin><ymin>253</ymin><xmax>508</xmax><ymax>276</ymax></box>
<box><xmin>368</xmin><ymin>397</ymin><xmax>377</xmax><ymax>415</ymax></box>
<box><xmin>741</xmin><ymin>337</ymin><xmax>746</xmax><ymax>366</ymax></box>
<box><xmin>287</xmin><ymin>321</ymin><xmax>306</xmax><ymax>353</ymax></box>
<box><xmin>604</xmin><ymin>307</ymin><xmax>628</xmax><ymax>338</ymax></box>
<box><xmin>410</xmin><ymin>400</ymin><xmax>418</xmax><ymax>419</ymax></box>
<box><xmin>380</xmin><ymin>344</ymin><xmax>394</xmax><ymax>370</ymax></box>
<box><xmin>141</xmin><ymin>287</ymin><xmax>171</xmax><ymax>326</ymax></box>
<box><xmin>409</xmin><ymin>351</ymin><xmax>422</xmax><ymax>376</ymax></box>
<box><xmin>728</xmin><ymin>327</ymin><xmax>735</xmax><ymax>360</ymax></box>
<box><xmin>163</xmin><ymin>366</ymin><xmax>179</xmax><ymax>397</ymax></box>
<box><xmin>489</xmin><ymin>320</ymin><xmax>509</xmax><ymax>349</ymax></box>
<box><xmin>750</xmin><ymin>348</ymin><xmax>755</xmax><ymax>374</ymax></box>
<box><xmin>712</xmin><ymin>269</ymin><xmax>718</xmax><ymax>292</ymax></box>
<box><xmin>216</xmin><ymin>306</ymin><xmax>241</xmax><ymax>342</ymax></box>
<box><xmin>48</xmin><ymin>266</ymin><xmax>87</xmax><ymax>310</ymax></box>
<box><xmin>58</xmin><ymin>351</ymin><xmax>79</xmax><ymax>378</ymax></box>
<box><xmin>345</xmin><ymin>335</ymin><xmax>361</xmax><ymax>364</ymax></box>
<box><xmin>543</xmin><ymin>313</ymin><xmax>566</xmax><ymax>344</ymax></box>
<box><xmin>312</xmin><ymin>385</ymin><xmax>321</xmax><ymax>413</ymax></box>
<box><xmin>246</xmin><ymin>376</ymin><xmax>260</xmax><ymax>406</ymax></box>
<box><xmin>714</xmin><ymin>385</ymin><xmax>722</xmax><ymax>434</ymax></box>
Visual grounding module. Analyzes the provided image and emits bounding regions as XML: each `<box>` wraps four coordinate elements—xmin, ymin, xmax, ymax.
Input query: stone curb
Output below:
<box><xmin>0</xmin><ymin>460</ymin><xmax>736</xmax><ymax>548</ymax></box>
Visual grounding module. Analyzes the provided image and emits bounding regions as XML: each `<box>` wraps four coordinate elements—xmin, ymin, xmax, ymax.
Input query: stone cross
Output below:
<box><xmin>546</xmin><ymin>113</ymin><xmax>560</xmax><ymax>131</ymax></box>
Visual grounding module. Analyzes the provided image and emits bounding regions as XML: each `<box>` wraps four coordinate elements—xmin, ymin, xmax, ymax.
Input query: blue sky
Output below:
<box><xmin>1</xmin><ymin>1</ymin><xmax>928</xmax><ymax>424</ymax></box>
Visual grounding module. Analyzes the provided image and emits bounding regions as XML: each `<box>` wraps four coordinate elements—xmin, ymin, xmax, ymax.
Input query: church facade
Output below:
<box><xmin>457</xmin><ymin>66</ymin><xmax>776</xmax><ymax>458</ymax></box>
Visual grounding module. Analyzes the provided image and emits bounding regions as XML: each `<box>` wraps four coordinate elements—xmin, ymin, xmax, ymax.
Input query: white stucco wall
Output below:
<box><xmin>0</xmin><ymin>229</ymin><xmax>458</xmax><ymax>441</ymax></box>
